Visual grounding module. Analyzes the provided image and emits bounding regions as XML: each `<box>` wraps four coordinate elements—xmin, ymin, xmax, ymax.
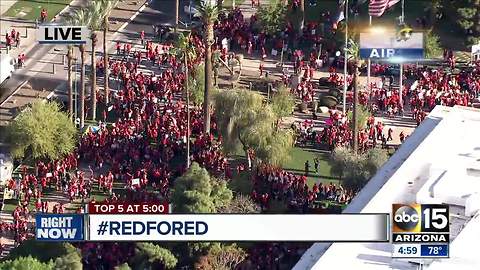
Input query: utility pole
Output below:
<box><xmin>300</xmin><ymin>0</ymin><xmax>305</xmax><ymax>33</ymax></box>
<box><xmin>352</xmin><ymin>60</ymin><xmax>359</xmax><ymax>154</ymax></box>
<box><xmin>184</xmin><ymin>52</ymin><xmax>191</xmax><ymax>169</ymax></box>
<box><xmin>342</xmin><ymin>0</ymin><xmax>349</xmax><ymax>114</ymax></box>
<box><xmin>399</xmin><ymin>63</ymin><xmax>403</xmax><ymax>115</ymax></box>
<box><xmin>399</xmin><ymin>0</ymin><xmax>405</xmax><ymax>116</ymax></box>
<box><xmin>367</xmin><ymin>16</ymin><xmax>372</xmax><ymax>99</ymax></box>
<box><xmin>175</xmin><ymin>0</ymin><xmax>179</xmax><ymax>33</ymax></box>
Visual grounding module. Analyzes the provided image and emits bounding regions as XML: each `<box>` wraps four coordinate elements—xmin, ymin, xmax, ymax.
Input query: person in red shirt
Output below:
<box><xmin>40</xmin><ymin>8</ymin><xmax>47</xmax><ymax>23</ymax></box>
<box><xmin>5</xmin><ymin>34</ymin><xmax>11</xmax><ymax>50</ymax></box>
<box><xmin>259</xmin><ymin>61</ymin><xmax>264</xmax><ymax>77</ymax></box>
<box><xmin>116</xmin><ymin>42</ymin><xmax>121</xmax><ymax>55</ymax></box>
<box><xmin>16</xmin><ymin>31</ymin><xmax>20</xmax><ymax>47</ymax></box>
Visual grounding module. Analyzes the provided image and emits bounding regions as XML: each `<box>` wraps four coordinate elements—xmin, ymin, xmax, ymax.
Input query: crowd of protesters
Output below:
<box><xmin>251</xmin><ymin>164</ymin><xmax>356</xmax><ymax>213</ymax></box>
<box><xmin>1</xmin><ymin>4</ymin><xmax>480</xmax><ymax>268</ymax></box>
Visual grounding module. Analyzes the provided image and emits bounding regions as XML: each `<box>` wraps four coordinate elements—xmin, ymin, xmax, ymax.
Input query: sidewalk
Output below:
<box><xmin>0</xmin><ymin>1</ymin><xmax>16</xmax><ymax>16</ymax></box>
<box><xmin>238</xmin><ymin>0</ymin><xmax>267</xmax><ymax>19</ymax></box>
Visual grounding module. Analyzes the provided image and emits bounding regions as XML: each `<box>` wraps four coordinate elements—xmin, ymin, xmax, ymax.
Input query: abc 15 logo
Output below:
<box><xmin>392</xmin><ymin>204</ymin><xmax>449</xmax><ymax>233</ymax></box>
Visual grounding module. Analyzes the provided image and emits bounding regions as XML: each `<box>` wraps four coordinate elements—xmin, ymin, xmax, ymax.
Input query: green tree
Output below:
<box><xmin>257</xmin><ymin>0</ymin><xmax>287</xmax><ymax>35</ymax></box>
<box><xmin>99</xmin><ymin>0</ymin><xmax>119</xmax><ymax>105</ymax></box>
<box><xmin>330</xmin><ymin>146</ymin><xmax>389</xmax><ymax>190</ymax></box>
<box><xmin>195</xmin><ymin>1</ymin><xmax>219</xmax><ymax>134</ymax></box>
<box><xmin>189</xmin><ymin>64</ymin><xmax>206</xmax><ymax>105</ymax></box>
<box><xmin>173</xmin><ymin>32</ymin><xmax>203</xmax><ymax>105</ymax></box>
<box><xmin>271</xmin><ymin>86</ymin><xmax>295</xmax><ymax>121</ymax></box>
<box><xmin>219</xmin><ymin>194</ymin><xmax>261</xmax><ymax>213</ymax></box>
<box><xmin>7</xmin><ymin>241</ymin><xmax>78</xmax><ymax>263</ymax></box>
<box><xmin>195</xmin><ymin>244</ymin><xmax>247</xmax><ymax>270</ymax></box>
<box><xmin>54</xmin><ymin>251</ymin><xmax>82</xmax><ymax>270</ymax></box>
<box><xmin>245</xmin><ymin>126</ymin><xmax>294</xmax><ymax>166</ymax></box>
<box><xmin>7</xmin><ymin>100</ymin><xmax>76</xmax><ymax>161</ymax></box>
<box><xmin>85</xmin><ymin>0</ymin><xmax>105</xmax><ymax>120</ymax></box>
<box><xmin>425</xmin><ymin>30</ymin><xmax>443</xmax><ymax>59</ymax></box>
<box><xmin>171</xmin><ymin>162</ymin><xmax>233</xmax><ymax>213</ymax></box>
<box><xmin>453</xmin><ymin>0</ymin><xmax>480</xmax><ymax>44</ymax></box>
<box><xmin>363</xmin><ymin>147</ymin><xmax>389</xmax><ymax>177</ymax></box>
<box><xmin>0</xmin><ymin>256</ymin><xmax>53</xmax><ymax>270</ymax></box>
<box><xmin>214</xmin><ymin>89</ymin><xmax>294</xmax><ymax>166</ymax></box>
<box><xmin>330</xmin><ymin>146</ymin><xmax>350</xmax><ymax>180</ymax></box>
<box><xmin>131</xmin><ymin>243</ymin><xmax>177</xmax><ymax>270</ymax></box>
<box><xmin>347</xmin><ymin>104</ymin><xmax>369</xmax><ymax>131</ymax></box>
<box><xmin>67</xmin><ymin>45</ymin><xmax>74</xmax><ymax>119</ymax></box>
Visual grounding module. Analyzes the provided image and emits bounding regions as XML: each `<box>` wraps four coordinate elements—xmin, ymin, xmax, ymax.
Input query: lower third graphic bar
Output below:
<box><xmin>88</xmin><ymin>214</ymin><xmax>389</xmax><ymax>242</ymax></box>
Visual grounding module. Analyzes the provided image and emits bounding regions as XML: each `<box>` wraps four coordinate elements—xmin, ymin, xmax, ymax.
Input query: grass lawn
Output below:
<box><xmin>3</xmin><ymin>0</ymin><xmax>71</xmax><ymax>21</ymax></box>
<box><xmin>228</xmin><ymin>146</ymin><xmax>337</xmax><ymax>196</ymax></box>
<box><xmin>282</xmin><ymin>146</ymin><xmax>338</xmax><ymax>188</ymax></box>
<box><xmin>2</xmin><ymin>199</ymin><xmax>36</xmax><ymax>215</ymax></box>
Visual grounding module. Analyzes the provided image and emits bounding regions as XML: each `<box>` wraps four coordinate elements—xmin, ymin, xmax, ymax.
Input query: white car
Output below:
<box><xmin>0</xmin><ymin>54</ymin><xmax>15</xmax><ymax>85</ymax></box>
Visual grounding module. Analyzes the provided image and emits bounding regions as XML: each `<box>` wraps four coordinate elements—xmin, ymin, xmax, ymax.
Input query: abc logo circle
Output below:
<box><xmin>394</xmin><ymin>206</ymin><xmax>419</xmax><ymax>230</ymax></box>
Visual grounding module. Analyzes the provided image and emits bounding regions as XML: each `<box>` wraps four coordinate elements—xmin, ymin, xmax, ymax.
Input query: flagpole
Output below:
<box><xmin>367</xmin><ymin>16</ymin><xmax>371</xmax><ymax>100</ymax></box>
<box><xmin>399</xmin><ymin>0</ymin><xmax>405</xmax><ymax>116</ymax></box>
<box><xmin>342</xmin><ymin>0</ymin><xmax>348</xmax><ymax>114</ymax></box>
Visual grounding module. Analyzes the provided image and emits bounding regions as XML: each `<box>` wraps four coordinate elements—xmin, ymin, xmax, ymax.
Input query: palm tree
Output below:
<box><xmin>196</xmin><ymin>1</ymin><xmax>219</xmax><ymax>134</ymax></box>
<box><xmin>99</xmin><ymin>0</ymin><xmax>119</xmax><ymax>105</ymax></box>
<box><xmin>87</xmin><ymin>1</ymin><xmax>104</xmax><ymax>121</ymax></box>
<box><xmin>174</xmin><ymin>32</ymin><xmax>197</xmax><ymax>168</ymax></box>
<box><xmin>67</xmin><ymin>45</ymin><xmax>74</xmax><ymax>120</ymax></box>
<box><xmin>345</xmin><ymin>38</ymin><xmax>360</xmax><ymax>154</ymax></box>
<box><xmin>69</xmin><ymin>9</ymin><xmax>91</xmax><ymax>128</ymax></box>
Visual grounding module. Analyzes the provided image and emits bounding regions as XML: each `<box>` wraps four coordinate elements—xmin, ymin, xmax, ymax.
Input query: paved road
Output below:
<box><xmin>118</xmin><ymin>0</ymin><xmax>189</xmax><ymax>38</ymax></box>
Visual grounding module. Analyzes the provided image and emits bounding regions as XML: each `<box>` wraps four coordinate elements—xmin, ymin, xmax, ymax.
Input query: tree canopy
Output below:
<box><xmin>171</xmin><ymin>162</ymin><xmax>233</xmax><ymax>213</ymax></box>
<box><xmin>53</xmin><ymin>251</ymin><xmax>82</xmax><ymax>270</ymax></box>
<box><xmin>347</xmin><ymin>105</ymin><xmax>369</xmax><ymax>131</ymax></box>
<box><xmin>219</xmin><ymin>194</ymin><xmax>261</xmax><ymax>213</ymax></box>
<box><xmin>195</xmin><ymin>244</ymin><xmax>247</xmax><ymax>270</ymax></box>
<box><xmin>8</xmin><ymin>241</ymin><xmax>78</xmax><ymax>262</ymax></box>
<box><xmin>131</xmin><ymin>243</ymin><xmax>178</xmax><ymax>270</ymax></box>
<box><xmin>0</xmin><ymin>256</ymin><xmax>53</xmax><ymax>270</ymax></box>
<box><xmin>189</xmin><ymin>63</ymin><xmax>206</xmax><ymax>105</ymax></box>
<box><xmin>257</xmin><ymin>0</ymin><xmax>288</xmax><ymax>35</ymax></box>
<box><xmin>7</xmin><ymin>100</ymin><xmax>76</xmax><ymax>161</ymax></box>
<box><xmin>271</xmin><ymin>86</ymin><xmax>295</xmax><ymax>120</ymax></box>
<box><xmin>454</xmin><ymin>0</ymin><xmax>480</xmax><ymax>44</ymax></box>
<box><xmin>214</xmin><ymin>89</ymin><xmax>294</xmax><ymax>166</ymax></box>
<box><xmin>425</xmin><ymin>30</ymin><xmax>443</xmax><ymax>59</ymax></box>
<box><xmin>331</xmin><ymin>146</ymin><xmax>389</xmax><ymax>190</ymax></box>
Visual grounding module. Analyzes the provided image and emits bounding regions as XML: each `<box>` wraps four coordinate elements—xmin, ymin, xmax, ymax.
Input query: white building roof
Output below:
<box><xmin>294</xmin><ymin>106</ymin><xmax>480</xmax><ymax>270</ymax></box>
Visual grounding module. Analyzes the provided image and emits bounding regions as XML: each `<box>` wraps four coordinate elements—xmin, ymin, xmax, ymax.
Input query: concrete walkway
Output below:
<box><xmin>237</xmin><ymin>0</ymin><xmax>268</xmax><ymax>19</ymax></box>
<box><xmin>0</xmin><ymin>0</ymin><xmax>16</xmax><ymax>16</ymax></box>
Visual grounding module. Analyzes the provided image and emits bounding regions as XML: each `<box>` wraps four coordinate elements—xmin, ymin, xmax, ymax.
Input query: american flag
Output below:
<box><xmin>369</xmin><ymin>0</ymin><xmax>400</xmax><ymax>17</ymax></box>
